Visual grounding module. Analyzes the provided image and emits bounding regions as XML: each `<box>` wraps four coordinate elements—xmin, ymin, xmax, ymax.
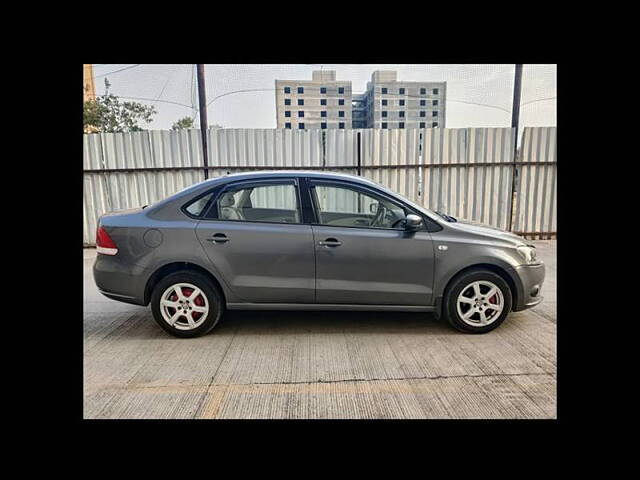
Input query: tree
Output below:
<box><xmin>171</xmin><ymin>117</ymin><xmax>194</xmax><ymax>130</ymax></box>
<box><xmin>171</xmin><ymin>118</ymin><xmax>224</xmax><ymax>130</ymax></box>
<box><xmin>83</xmin><ymin>79</ymin><xmax>157</xmax><ymax>133</ymax></box>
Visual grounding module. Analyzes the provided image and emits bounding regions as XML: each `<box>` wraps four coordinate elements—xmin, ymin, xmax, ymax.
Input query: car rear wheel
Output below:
<box><xmin>443</xmin><ymin>269</ymin><xmax>512</xmax><ymax>333</ymax></box>
<box><xmin>151</xmin><ymin>271</ymin><xmax>223</xmax><ymax>338</ymax></box>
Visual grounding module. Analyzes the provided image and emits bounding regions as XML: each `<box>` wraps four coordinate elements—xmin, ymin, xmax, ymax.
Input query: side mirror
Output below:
<box><xmin>405</xmin><ymin>214</ymin><xmax>423</xmax><ymax>232</ymax></box>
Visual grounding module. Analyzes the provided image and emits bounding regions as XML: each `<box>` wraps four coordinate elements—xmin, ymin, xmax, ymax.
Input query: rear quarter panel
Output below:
<box><xmin>96</xmin><ymin>198</ymin><xmax>238</xmax><ymax>305</ymax></box>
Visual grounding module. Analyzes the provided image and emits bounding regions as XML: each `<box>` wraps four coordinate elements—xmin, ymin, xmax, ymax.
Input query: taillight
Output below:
<box><xmin>96</xmin><ymin>226</ymin><xmax>118</xmax><ymax>255</ymax></box>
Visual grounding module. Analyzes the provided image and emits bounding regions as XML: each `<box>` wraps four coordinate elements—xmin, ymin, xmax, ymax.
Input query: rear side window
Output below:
<box><xmin>184</xmin><ymin>192</ymin><xmax>215</xmax><ymax>217</ymax></box>
<box><xmin>214</xmin><ymin>183</ymin><xmax>301</xmax><ymax>224</ymax></box>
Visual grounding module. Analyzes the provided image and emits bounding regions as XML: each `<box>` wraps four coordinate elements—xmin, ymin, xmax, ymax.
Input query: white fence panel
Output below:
<box><xmin>513</xmin><ymin>127</ymin><xmax>557</xmax><ymax>238</ymax></box>
<box><xmin>83</xmin><ymin>127</ymin><xmax>555</xmax><ymax>245</ymax></box>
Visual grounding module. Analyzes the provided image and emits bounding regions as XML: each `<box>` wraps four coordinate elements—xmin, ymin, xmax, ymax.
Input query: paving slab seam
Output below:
<box><xmin>86</xmin><ymin>371</ymin><xmax>555</xmax><ymax>393</ymax></box>
<box><xmin>192</xmin><ymin>324</ymin><xmax>240</xmax><ymax>418</ymax></box>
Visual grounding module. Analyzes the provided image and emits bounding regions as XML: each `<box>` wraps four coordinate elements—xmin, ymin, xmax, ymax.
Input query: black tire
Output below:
<box><xmin>443</xmin><ymin>269</ymin><xmax>512</xmax><ymax>334</ymax></box>
<box><xmin>150</xmin><ymin>270</ymin><xmax>223</xmax><ymax>338</ymax></box>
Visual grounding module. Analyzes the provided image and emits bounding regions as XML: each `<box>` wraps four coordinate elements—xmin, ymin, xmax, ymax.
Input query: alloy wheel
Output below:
<box><xmin>159</xmin><ymin>283</ymin><xmax>209</xmax><ymax>331</ymax></box>
<box><xmin>456</xmin><ymin>280</ymin><xmax>504</xmax><ymax>327</ymax></box>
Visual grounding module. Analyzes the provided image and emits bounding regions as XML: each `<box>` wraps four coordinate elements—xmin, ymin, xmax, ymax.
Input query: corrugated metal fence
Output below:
<box><xmin>83</xmin><ymin>127</ymin><xmax>556</xmax><ymax>245</ymax></box>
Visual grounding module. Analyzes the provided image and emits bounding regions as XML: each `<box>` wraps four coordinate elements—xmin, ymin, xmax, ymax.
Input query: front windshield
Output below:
<box><xmin>364</xmin><ymin>178</ymin><xmax>440</xmax><ymax>219</ymax></box>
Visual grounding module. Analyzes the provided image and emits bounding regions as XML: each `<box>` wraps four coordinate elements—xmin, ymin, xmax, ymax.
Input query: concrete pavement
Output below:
<box><xmin>83</xmin><ymin>241</ymin><xmax>557</xmax><ymax>419</ymax></box>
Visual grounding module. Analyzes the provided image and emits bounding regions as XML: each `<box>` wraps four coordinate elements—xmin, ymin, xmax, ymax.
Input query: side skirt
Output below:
<box><xmin>226</xmin><ymin>303</ymin><xmax>435</xmax><ymax>312</ymax></box>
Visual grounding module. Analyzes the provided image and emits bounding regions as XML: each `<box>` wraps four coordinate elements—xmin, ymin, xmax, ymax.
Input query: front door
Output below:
<box><xmin>309</xmin><ymin>180</ymin><xmax>435</xmax><ymax>306</ymax></box>
<box><xmin>195</xmin><ymin>179</ymin><xmax>315</xmax><ymax>303</ymax></box>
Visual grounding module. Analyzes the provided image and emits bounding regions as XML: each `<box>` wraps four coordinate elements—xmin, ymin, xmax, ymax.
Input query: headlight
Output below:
<box><xmin>516</xmin><ymin>245</ymin><xmax>538</xmax><ymax>265</ymax></box>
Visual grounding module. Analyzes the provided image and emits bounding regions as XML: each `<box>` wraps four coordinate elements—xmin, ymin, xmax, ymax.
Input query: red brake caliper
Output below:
<box><xmin>167</xmin><ymin>287</ymin><xmax>180</xmax><ymax>319</ymax></box>
<box><xmin>488</xmin><ymin>293</ymin><xmax>498</xmax><ymax>316</ymax></box>
<box><xmin>182</xmin><ymin>287</ymin><xmax>205</xmax><ymax>319</ymax></box>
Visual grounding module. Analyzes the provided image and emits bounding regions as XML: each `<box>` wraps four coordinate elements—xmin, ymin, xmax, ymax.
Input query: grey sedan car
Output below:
<box><xmin>93</xmin><ymin>171</ymin><xmax>544</xmax><ymax>338</ymax></box>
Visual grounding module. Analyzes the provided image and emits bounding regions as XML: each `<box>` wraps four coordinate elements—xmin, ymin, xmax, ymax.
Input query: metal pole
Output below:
<box><xmin>511</xmin><ymin>64</ymin><xmax>523</xmax><ymax>130</ymax></box>
<box><xmin>196</xmin><ymin>64</ymin><xmax>209</xmax><ymax>179</ymax></box>
<box><xmin>507</xmin><ymin>64</ymin><xmax>523</xmax><ymax>232</ymax></box>
<box><xmin>357</xmin><ymin>131</ymin><xmax>362</xmax><ymax>176</ymax></box>
<box><xmin>357</xmin><ymin>131</ymin><xmax>362</xmax><ymax>212</ymax></box>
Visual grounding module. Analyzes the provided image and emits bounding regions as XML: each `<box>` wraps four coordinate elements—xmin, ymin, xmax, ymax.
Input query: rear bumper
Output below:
<box><xmin>510</xmin><ymin>262</ymin><xmax>546</xmax><ymax>312</ymax></box>
<box><xmin>93</xmin><ymin>254</ymin><xmax>149</xmax><ymax>306</ymax></box>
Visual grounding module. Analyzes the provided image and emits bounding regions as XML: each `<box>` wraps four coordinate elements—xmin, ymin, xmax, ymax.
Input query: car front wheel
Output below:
<box><xmin>443</xmin><ymin>269</ymin><xmax>512</xmax><ymax>333</ymax></box>
<box><xmin>150</xmin><ymin>271</ymin><xmax>223</xmax><ymax>338</ymax></box>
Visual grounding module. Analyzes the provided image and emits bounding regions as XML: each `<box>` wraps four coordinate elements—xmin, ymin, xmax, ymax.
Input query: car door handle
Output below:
<box><xmin>207</xmin><ymin>233</ymin><xmax>229</xmax><ymax>243</ymax></box>
<box><xmin>318</xmin><ymin>238</ymin><xmax>342</xmax><ymax>247</ymax></box>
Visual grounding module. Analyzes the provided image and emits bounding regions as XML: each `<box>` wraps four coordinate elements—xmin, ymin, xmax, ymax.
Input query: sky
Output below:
<box><xmin>92</xmin><ymin>64</ymin><xmax>556</xmax><ymax>131</ymax></box>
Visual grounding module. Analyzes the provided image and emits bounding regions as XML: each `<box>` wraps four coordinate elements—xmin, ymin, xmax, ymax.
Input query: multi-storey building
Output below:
<box><xmin>363</xmin><ymin>70</ymin><xmax>446</xmax><ymax>129</ymax></box>
<box><xmin>352</xmin><ymin>93</ymin><xmax>367</xmax><ymax>128</ymax></box>
<box><xmin>83</xmin><ymin>63</ymin><xmax>96</xmax><ymax>102</ymax></box>
<box><xmin>275</xmin><ymin>70</ymin><xmax>446</xmax><ymax>129</ymax></box>
<box><xmin>275</xmin><ymin>70</ymin><xmax>352</xmax><ymax>130</ymax></box>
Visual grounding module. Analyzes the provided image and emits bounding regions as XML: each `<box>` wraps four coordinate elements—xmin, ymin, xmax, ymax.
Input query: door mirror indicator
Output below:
<box><xmin>405</xmin><ymin>214</ymin><xmax>423</xmax><ymax>232</ymax></box>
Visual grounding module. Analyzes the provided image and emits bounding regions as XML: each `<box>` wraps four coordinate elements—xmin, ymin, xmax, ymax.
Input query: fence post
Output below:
<box><xmin>357</xmin><ymin>131</ymin><xmax>361</xmax><ymax>176</ymax></box>
<box><xmin>321</xmin><ymin>130</ymin><xmax>326</xmax><ymax>170</ymax></box>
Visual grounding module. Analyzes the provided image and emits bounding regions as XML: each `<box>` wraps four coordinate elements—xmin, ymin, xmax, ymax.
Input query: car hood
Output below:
<box><xmin>448</xmin><ymin>218</ymin><xmax>526</xmax><ymax>244</ymax></box>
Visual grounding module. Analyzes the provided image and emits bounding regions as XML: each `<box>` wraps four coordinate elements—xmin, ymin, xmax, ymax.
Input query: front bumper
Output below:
<box><xmin>511</xmin><ymin>262</ymin><xmax>546</xmax><ymax>311</ymax></box>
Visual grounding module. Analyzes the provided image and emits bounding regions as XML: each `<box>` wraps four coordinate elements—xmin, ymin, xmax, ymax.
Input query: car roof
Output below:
<box><xmin>207</xmin><ymin>170</ymin><xmax>380</xmax><ymax>187</ymax></box>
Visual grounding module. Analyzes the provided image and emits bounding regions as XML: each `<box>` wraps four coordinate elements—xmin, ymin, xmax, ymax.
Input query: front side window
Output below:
<box><xmin>214</xmin><ymin>183</ymin><xmax>300</xmax><ymax>224</ymax></box>
<box><xmin>312</xmin><ymin>184</ymin><xmax>407</xmax><ymax>230</ymax></box>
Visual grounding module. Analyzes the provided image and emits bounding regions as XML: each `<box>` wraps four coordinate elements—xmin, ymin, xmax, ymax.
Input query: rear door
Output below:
<box><xmin>195</xmin><ymin>178</ymin><xmax>315</xmax><ymax>304</ymax></box>
<box><xmin>308</xmin><ymin>179</ymin><xmax>435</xmax><ymax>306</ymax></box>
